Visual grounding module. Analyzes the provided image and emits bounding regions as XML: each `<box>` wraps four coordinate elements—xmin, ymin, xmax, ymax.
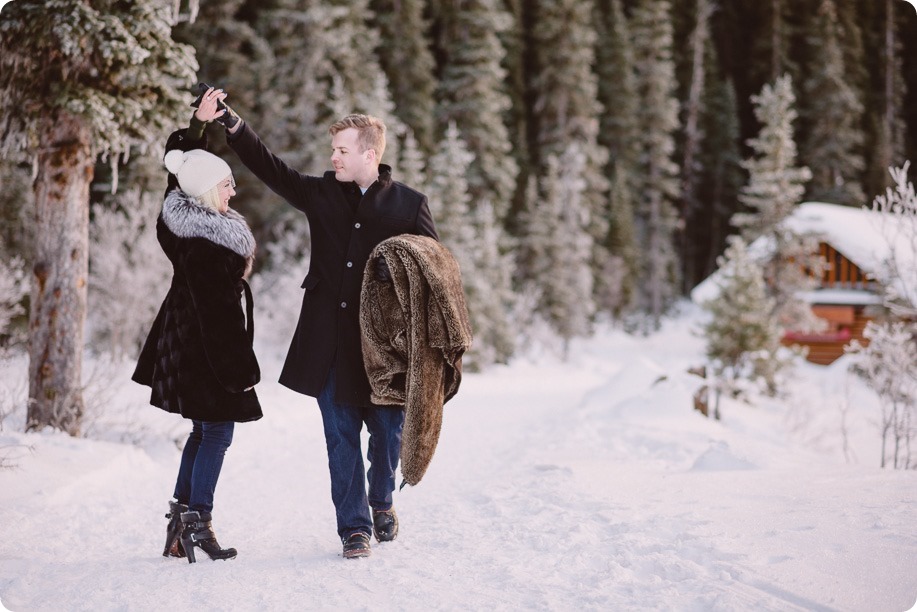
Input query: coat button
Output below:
<box><xmin>341</xmin><ymin>302</ymin><xmax>347</xmax><ymax>308</ymax></box>
<box><xmin>354</xmin><ymin>222</ymin><xmax>361</xmax><ymax>229</ymax></box>
<box><xmin>346</xmin><ymin>261</ymin><xmax>353</xmax><ymax>268</ymax></box>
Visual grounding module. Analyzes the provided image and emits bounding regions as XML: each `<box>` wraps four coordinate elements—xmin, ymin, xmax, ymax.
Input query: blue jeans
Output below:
<box><xmin>173</xmin><ymin>420</ymin><xmax>234</xmax><ymax>513</ymax></box>
<box><xmin>317</xmin><ymin>368</ymin><xmax>405</xmax><ymax>539</ymax></box>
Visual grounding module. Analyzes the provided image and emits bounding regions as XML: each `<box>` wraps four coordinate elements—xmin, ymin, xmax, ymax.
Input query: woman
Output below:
<box><xmin>133</xmin><ymin>91</ymin><xmax>261</xmax><ymax>563</ymax></box>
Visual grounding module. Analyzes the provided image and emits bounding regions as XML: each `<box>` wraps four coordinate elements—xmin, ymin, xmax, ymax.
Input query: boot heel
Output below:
<box><xmin>182</xmin><ymin>535</ymin><xmax>197</xmax><ymax>564</ymax></box>
<box><xmin>180</xmin><ymin>510</ymin><xmax>237</xmax><ymax>563</ymax></box>
<box><xmin>163</xmin><ymin>501</ymin><xmax>188</xmax><ymax>558</ymax></box>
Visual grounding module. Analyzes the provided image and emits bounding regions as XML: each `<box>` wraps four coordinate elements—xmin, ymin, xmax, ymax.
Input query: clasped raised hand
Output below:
<box><xmin>194</xmin><ymin>87</ymin><xmax>228</xmax><ymax>123</ymax></box>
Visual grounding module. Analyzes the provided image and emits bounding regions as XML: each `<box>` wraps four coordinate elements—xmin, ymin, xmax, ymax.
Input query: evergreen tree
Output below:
<box><xmin>696</xmin><ymin>74</ymin><xmax>744</xmax><ymax>283</ymax></box>
<box><xmin>900</xmin><ymin>5</ymin><xmax>917</xmax><ymax>167</ymax></box>
<box><xmin>0</xmin><ymin>0</ymin><xmax>197</xmax><ymax>435</ymax></box>
<box><xmin>498</xmin><ymin>0</ymin><xmax>534</xmax><ymax>236</ymax></box>
<box><xmin>594</xmin><ymin>0</ymin><xmax>640</xmax><ymax>313</ymax></box>
<box><xmin>321</xmin><ymin>0</ymin><xmax>404</xmax><ymax>167</ymax></box>
<box><xmin>725</xmin><ymin>0</ymin><xmax>798</xmax><ymax>99</ymax></box>
<box><xmin>468</xmin><ymin>198</ymin><xmax>517</xmax><ymax>365</ymax></box>
<box><xmin>732</xmin><ymin>74</ymin><xmax>820</xmax><ymax>332</ymax></box>
<box><xmin>595</xmin><ymin>0</ymin><xmax>639</xmax><ymax>177</ymax></box>
<box><xmin>398</xmin><ymin>129</ymin><xmax>428</xmax><ymax>192</ymax></box>
<box><xmin>800</xmin><ymin>0</ymin><xmax>865</xmax><ymax>206</ymax></box>
<box><xmin>733</xmin><ymin>75</ymin><xmax>810</xmax><ymax>239</ymax></box>
<box><xmin>427</xmin><ymin>123</ymin><xmax>515</xmax><ymax>367</ymax></box>
<box><xmin>433</xmin><ymin>0</ymin><xmax>518</xmax><ymax>219</ymax></box>
<box><xmin>835</xmin><ymin>1</ymin><xmax>868</xmax><ymax>88</ymax></box>
<box><xmin>701</xmin><ymin>237</ymin><xmax>783</xmax><ymax>413</ymax></box>
<box><xmin>529</xmin><ymin>0</ymin><xmax>610</xmax><ymax>323</ymax></box>
<box><xmin>531</xmin><ymin>0</ymin><xmax>608</xmax><ymax>221</ymax></box>
<box><xmin>630</xmin><ymin>0</ymin><xmax>681</xmax><ymax>328</ymax></box>
<box><xmin>427</xmin><ymin>123</ymin><xmax>477</xmax><ymax>259</ymax></box>
<box><xmin>252</xmin><ymin>0</ymin><xmax>334</xmax><ymax>175</ymax></box>
<box><xmin>870</xmin><ymin>0</ymin><xmax>908</xmax><ymax>192</ymax></box>
<box><xmin>833</xmin><ymin>0</ymin><xmax>869</xmax><ymax>162</ymax></box>
<box><xmin>369</xmin><ymin>0</ymin><xmax>437</xmax><ymax>153</ymax></box>
<box><xmin>604</xmin><ymin>167</ymin><xmax>639</xmax><ymax>316</ymax></box>
<box><xmin>250</xmin><ymin>0</ymin><xmax>404</xmax><ymax>272</ymax></box>
<box><xmin>174</xmin><ymin>0</ymin><xmax>278</xmax><ymax>234</ymax></box>
<box><xmin>523</xmin><ymin>144</ymin><xmax>595</xmax><ymax>356</ymax></box>
<box><xmin>768</xmin><ymin>0</ymin><xmax>790</xmax><ymax>81</ymax></box>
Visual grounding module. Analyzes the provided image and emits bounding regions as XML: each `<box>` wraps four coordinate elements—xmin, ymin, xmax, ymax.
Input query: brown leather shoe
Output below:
<box><xmin>343</xmin><ymin>532</ymin><xmax>372</xmax><ymax>558</ymax></box>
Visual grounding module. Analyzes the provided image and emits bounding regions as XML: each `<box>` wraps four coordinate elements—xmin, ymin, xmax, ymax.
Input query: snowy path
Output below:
<box><xmin>1</xmin><ymin>321</ymin><xmax>916</xmax><ymax>611</ymax></box>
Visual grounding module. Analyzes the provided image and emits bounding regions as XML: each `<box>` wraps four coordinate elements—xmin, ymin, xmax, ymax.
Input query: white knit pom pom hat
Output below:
<box><xmin>163</xmin><ymin>149</ymin><xmax>232</xmax><ymax>197</ymax></box>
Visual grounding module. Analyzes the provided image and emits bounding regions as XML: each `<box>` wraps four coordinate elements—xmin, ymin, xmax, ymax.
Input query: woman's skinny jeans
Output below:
<box><xmin>173</xmin><ymin>420</ymin><xmax>234</xmax><ymax>513</ymax></box>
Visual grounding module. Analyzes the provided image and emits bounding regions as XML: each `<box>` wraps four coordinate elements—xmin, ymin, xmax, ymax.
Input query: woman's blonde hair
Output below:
<box><xmin>197</xmin><ymin>184</ymin><xmax>224</xmax><ymax>212</ymax></box>
<box><xmin>194</xmin><ymin>174</ymin><xmax>233</xmax><ymax>212</ymax></box>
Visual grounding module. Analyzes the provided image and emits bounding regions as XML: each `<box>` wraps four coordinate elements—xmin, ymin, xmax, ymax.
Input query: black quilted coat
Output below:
<box><xmin>132</xmin><ymin>134</ymin><xmax>262</xmax><ymax>423</ymax></box>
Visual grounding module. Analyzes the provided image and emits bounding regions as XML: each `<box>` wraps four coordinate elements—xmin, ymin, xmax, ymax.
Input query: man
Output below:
<box><xmin>196</xmin><ymin>87</ymin><xmax>438</xmax><ymax>559</ymax></box>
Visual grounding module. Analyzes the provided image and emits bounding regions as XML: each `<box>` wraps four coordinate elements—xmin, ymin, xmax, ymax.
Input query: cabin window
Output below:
<box><xmin>819</xmin><ymin>242</ymin><xmax>869</xmax><ymax>289</ymax></box>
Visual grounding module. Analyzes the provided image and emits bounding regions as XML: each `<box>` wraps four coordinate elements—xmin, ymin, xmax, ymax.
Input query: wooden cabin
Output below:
<box><xmin>692</xmin><ymin>202</ymin><xmax>895</xmax><ymax>366</ymax></box>
<box><xmin>781</xmin><ymin>241</ymin><xmax>882</xmax><ymax>365</ymax></box>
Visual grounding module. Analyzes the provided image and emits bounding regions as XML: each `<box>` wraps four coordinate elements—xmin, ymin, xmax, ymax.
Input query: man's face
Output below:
<box><xmin>331</xmin><ymin>128</ymin><xmax>372</xmax><ymax>185</ymax></box>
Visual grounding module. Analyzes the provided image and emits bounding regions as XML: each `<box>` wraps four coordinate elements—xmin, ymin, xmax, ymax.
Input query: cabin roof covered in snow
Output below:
<box><xmin>691</xmin><ymin>202</ymin><xmax>911</xmax><ymax>305</ymax></box>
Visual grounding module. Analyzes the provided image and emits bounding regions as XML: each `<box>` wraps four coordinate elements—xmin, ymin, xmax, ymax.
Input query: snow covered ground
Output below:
<box><xmin>1</xmin><ymin>307</ymin><xmax>916</xmax><ymax>611</ymax></box>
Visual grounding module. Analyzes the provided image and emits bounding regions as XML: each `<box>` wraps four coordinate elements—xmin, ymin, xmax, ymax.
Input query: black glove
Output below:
<box><xmin>215</xmin><ymin>104</ymin><xmax>241</xmax><ymax>130</ymax></box>
<box><xmin>190</xmin><ymin>82</ymin><xmax>241</xmax><ymax>130</ymax></box>
<box><xmin>374</xmin><ymin>256</ymin><xmax>392</xmax><ymax>282</ymax></box>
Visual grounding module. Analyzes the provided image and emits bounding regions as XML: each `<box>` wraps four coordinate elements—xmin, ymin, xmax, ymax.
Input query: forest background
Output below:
<box><xmin>1</xmin><ymin>0</ymin><xmax>917</xmax><ymax>382</ymax></box>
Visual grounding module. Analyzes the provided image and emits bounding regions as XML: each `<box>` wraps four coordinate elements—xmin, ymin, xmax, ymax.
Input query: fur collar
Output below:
<box><xmin>162</xmin><ymin>189</ymin><xmax>256</xmax><ymax>260</ymax></box>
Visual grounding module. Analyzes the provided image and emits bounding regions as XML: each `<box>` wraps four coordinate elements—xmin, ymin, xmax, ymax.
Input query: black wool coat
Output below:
<box><xmin>132</xmin><ymin>187</ymin><xmax>262</xmax><ymax>423</ymax></box>
<box><xmin>227</xmin><ymin>122</ymin><xmax>438</xmax><ymax>407</ymax></box>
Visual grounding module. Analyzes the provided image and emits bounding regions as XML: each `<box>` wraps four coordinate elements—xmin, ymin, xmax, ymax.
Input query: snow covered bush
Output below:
<box><xmin>871</xmin><ymin>162</ymin><xmax>917</xmax><ymax>318</ymax></box>
<box><xmin>845</xmin><ymin>162</ymin><xmax>917</xmax><ymax>469</ymax></box>
<box><xmin>846</xmin><ymin>321</ymin><xmax>917</xmax><ymax>469</ymax></box>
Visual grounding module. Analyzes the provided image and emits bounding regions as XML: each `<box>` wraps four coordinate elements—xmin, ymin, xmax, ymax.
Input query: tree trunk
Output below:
<box><xmin>880</xmin><ymin>406</ymin><xmax>890</xmax><ymax>468</ymax></box>
<box><xmin>680</xmin><ymin>0</ymin><xmax>712</xmax><ymax>293</ymax></box>
<box><xmin>26</xmin><ymin>113</ymin><xmax>92</xmax><ymax>436</ymax></box>
<box><xmin>771</xmin><ymin>0</ymin><xmax>782</xmax><ymax>80</ymax></box>
<box><xmin>882</xmin><ymin>0</ymin><xmax>895</xmax><ymax>177</ymax></box>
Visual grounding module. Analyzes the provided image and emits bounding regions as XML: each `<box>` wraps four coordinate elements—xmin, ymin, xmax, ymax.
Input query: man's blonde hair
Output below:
<box><xmin>329</xmin><ymin>114</ymin><xmax>386</xmax><ymax>163</ymax></box>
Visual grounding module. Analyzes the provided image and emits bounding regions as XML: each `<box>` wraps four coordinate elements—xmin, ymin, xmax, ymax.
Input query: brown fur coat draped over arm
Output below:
<box><xmin>360</xmin><ymin>235</ymin><xmax>473</xmax><ymax>487</ymax></box>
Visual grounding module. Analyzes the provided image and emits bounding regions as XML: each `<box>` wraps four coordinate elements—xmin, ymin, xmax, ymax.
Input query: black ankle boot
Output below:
<box><xmin>179</xmin><ymin>510</ymin><xmax>237</xmax><ymax>563</ymax></box>
<box><xmin>163</xmin><ymin>500</ymin><xmax>188</xmax><ymax>557</ymax></box>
